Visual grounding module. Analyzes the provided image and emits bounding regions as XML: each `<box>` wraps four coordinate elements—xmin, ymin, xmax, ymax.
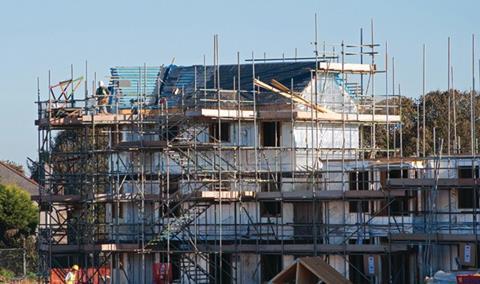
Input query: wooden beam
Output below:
<box><xmin>294</xmin><ymin>111</ymin><xmax>401</xmax><ymax>123</ymax></box>
<box><xmin>318</xmin><ymin>62</ymin><xmax>376</xmax><ymax>74</ymax></box>
<box><xmin>189</xmin><ymin>108</ymin><xmax>401</xmax><ymax>123</ymax></box>
<box><xmin>300</xmin><ymin>257</ymin><xmax>352</xmax><ymax>284</ymax></box>
<box><xmin>254</xmin><ymin>79</ymin><xmax>332</xmax><ymax>113</ymax></box>
<box><xmin>270</xmin><ymin>79</ymin><xmax>293</xmax><ymax>93</ymax></box>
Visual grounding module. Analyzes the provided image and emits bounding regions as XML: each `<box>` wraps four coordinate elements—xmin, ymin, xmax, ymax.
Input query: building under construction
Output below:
<box><xmin>34</xmin><ymin>35</ymin><xmax>480</xmax><ymax>283</ymax></box>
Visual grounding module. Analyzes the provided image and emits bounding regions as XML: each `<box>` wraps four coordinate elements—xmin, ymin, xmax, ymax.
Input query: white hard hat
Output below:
<box><xmin>99</xmin><ymin>81</ymin><xmax>105</xmax><ymax>87</ymax></box>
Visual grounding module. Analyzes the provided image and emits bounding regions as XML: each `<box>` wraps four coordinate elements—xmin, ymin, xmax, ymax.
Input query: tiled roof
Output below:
<box><xmin>0</xmin><ymin>161</ymin><xmax>38</xmax><ymax>196</ymax></box>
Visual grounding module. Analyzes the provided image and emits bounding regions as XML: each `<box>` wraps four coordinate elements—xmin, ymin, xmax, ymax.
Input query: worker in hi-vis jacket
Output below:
<box><xmin>65</xmin><ymin>264</ymin><xmax>79</xmax><ymax>284</ymax></box>
<box><xmin>96</xmin><ymin>81</ymin><xmax>110</xmax><ymax>114</ymax></box>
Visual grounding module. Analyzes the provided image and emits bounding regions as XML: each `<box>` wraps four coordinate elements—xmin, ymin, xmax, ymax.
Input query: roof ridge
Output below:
<box><xmin>0</xmin><ymin>161</ymin><xmax>39</xmax><ymax>187</ymax></box>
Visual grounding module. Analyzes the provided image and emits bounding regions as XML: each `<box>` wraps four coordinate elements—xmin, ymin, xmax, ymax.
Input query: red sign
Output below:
<box><xmin>153</xmin><ymin>263</ymin><xmax>172</xmax><ymax>284</ymax></box>
<box><xmin>457</xmin><ymin>274</ymin><xmax>480</xmax><ymax>284</ymax></box>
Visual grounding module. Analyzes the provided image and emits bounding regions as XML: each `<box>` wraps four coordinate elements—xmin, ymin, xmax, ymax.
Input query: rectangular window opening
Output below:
<box><xmin>118</xmin><ymin>203</ymin><xmax>124</xmax><ymax>219</ymax></box>
<box><xmin>261</xmin><ymin>254</ymin><xmax>282</xmax><ymax>282</ymax></box>
<box><xmin>349</xmin><ymin>171</ymin><xmax>369</xmax><ymax>191</ymax></box>
<box><xmin>261</xmin><ymin>122</ymin><xmax>281</xmax><ymax>147</ymax></box>
<box><xmin>260</xmin><ymin>201</ymin><xmax>282</xmax><ymax>217</ymax></box>
<box><xmin>112</xmin><ymin>203</ymin><xmax>124</xmax><ymax>219</ymax></box>
<box><xmin>349</xmin><ymin>171</ymin><xmax>369</xmax><ymax>213</ymax></box>
<box><xmin>349</xmin><ymin>201</ymin><xmax>370</xmax><ymax>213</ymax></box>
<box><xmin>459</xmin><ymin>166</ymin><xmax>480</xmax><ymax>179</ymax></box>
<box><xmin>209</xmin><ymin>122</ymin><xmax>230</xmax><ymax>142</ymax></box>
<box><xmin>261</xmin><ymin>173</ymin><xmax>281</xmax><ymax>192</ymax></box>
<box><xmin>378</xmin><ymin>196</ymin><xmax>409</xmax><ymax>216</ymax></box>
<box><xmin>458</xmin><ymin>187</ymin><xmax>480</xmax><ymax>209</ymax></box>
<box><xmin>160</xmin><ymin>202</ymin><xmax>181</xmax><ymax>217</ymax></box>
<box><xmin>389</xmin><ymin>169</ymin><xmax>409</xmax><ymax>179</ymax></box>
<box><xmin>209</xmin><ymin>253</ymin><xmax>232</xmax><ymax>284</ymax></box>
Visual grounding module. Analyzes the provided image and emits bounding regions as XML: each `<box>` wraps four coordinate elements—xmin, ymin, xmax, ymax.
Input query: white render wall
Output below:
<box><xmin>420</xmin><ymin>158</ymin><xmax>480</xmax><ymax>235</ymax></box>
<box><xmin>111</xmin><ymin>94</ymin><xmax>480</xmax><ymax>281</ymax></box>
<box><xmin>109</xmin><ymin>155</ymin><xmax>480</xmax><ymax>281</ymax></box>
<box><xmin>115</xmin><ymin>121</ymin><xmax>360</xmax><ymax>175</ymax></box>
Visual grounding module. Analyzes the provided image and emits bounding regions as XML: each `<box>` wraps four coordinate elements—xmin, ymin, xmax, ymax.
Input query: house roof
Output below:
<box><xmin>109</xmin><ymin>61</ymin><xmax>362</xmax><ymax>114</ymax></box>
<box><xmin>0</xmin><ymin>161</ymin><xmax>38</xmax><ymax>196</ymax></box>
<box><xmin>164</xmin><ymin>61</ymin><xmax>315</xmax><ymax>95</ymax></box>
<box><xmin>269</xmin><ymin>256</ymin><xmax>352</xmax><ymax>284</ymax></box>
<box><xmin>111</xmin><ymin>62</ymin><xmax>317</xmax><ymax>108</ymax></box>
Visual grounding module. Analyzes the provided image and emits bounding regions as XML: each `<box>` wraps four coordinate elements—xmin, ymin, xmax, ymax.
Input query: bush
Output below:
<box><xmin>0</xmin><ymin>184</ymin><xmax>38</xmax><ymax>246</ymax></box>
<box><xmin>0</xmin><ymin>267</ymin><xmax>15</xmax><ymax>281</ymax></box>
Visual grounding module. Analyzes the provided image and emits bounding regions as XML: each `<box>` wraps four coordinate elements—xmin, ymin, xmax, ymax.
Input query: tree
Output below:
<box><xmin>367</xmin><ymin>90</ymin><xmax>480</xmax><ymax>158</ymax></box>
<box><xmin>29</xmin><ymin>127</ymin><xmax>109</xmax><ymax>245</ymax></box>
<box><xmin>0</xmin><ymin>184</ymin><xmax>38</xmax><ymax>247</ymax></box>
<box><xmin>362</xmin><ymin>95</ymin><xmax>419</xmax><ymax>158</ymax></box>
<box><xmin>27</xmin><ymin>159</ymin><xmax>42</xmax><ymax>184</ymax></box>
<box><xmin>416</xmin><ymin>90</ymin><xmax>480</xmax><ymax>156</ymax></box>
<box><xmin>28</xmin><ymin>127</ymin><xmax>109</xmax><ymax>191</ymax></box>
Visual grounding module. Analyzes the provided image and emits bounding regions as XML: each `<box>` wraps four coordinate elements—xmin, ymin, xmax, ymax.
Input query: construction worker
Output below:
<box><xmin>96</xmin><ymin>81</ymin><xmax>110</xmax><ymax>114</ymax></box>
<box><xmin>65</xmin><ymin>264</ymin><xmax>79</xmax><ymax>284</ymax></box>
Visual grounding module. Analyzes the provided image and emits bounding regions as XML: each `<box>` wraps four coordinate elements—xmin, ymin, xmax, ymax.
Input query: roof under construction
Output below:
<box><xmin>110</xmin><ymin>61</ymin><xmax>361</xmax><ymax>111</ymax></box>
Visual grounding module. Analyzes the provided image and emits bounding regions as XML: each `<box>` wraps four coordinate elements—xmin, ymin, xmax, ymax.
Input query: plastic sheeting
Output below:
<box><xmin>300</xmin><ymin>73</ymin><xmax>358</xmax><ymax>113</ymax></box>
<box><xmin>110</xmin><ymin>66</ymin><xmax>163</xmax><ymax>109</ymax></box>
<box><xmin>109</xmin><ymin>62</ymin><xmax>360</xmax><ymax>114</ymax></box>
<box><xmin>293</xmin><ymin>122</ymin><xmax>359</xmax><ymax>150</ymax></box>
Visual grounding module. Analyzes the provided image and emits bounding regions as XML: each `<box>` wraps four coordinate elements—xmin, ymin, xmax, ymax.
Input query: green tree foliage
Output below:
<box><xmin>369</xmin><ymin>90</ymin><xmax>480</xmax><ymax>157</ymax></box>
<box><xmin>362</xmin><ymin>95</ymin><xmax>418</xmax><ymax>158</ymax></box>
<box><xmin>29</xmin><ymin>128</ymin><xmax>109</xmax><ymax>245</ymax></box>
<box><xmin>49</xmin><ymin>128</ymin><xmax>109</xmax><ymax>195</ymax></box>
<box><xmin>0</xmin><ymin>184</ymin><xmax>38</xmax><ymax>247</ymax></box>
<box><xmin>27</xmin><ymin>159</ymin><xmax>41</xmax><ymax>184</ymax></box>
<box><xmin>29</xmin><ymin>128</ymin><xmax>109</xmax><ymax>193</ymax></box>
<box><xmin>0</xmin><ymin>267</ymin><xmax>14</xmax><ymax>282</ymax></box>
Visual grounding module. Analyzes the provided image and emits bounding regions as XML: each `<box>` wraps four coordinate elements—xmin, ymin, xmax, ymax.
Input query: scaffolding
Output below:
<box><xmin>33</xmin><ymin>28</ymin><xmax>480</xmax><ymax>284</ymax></box>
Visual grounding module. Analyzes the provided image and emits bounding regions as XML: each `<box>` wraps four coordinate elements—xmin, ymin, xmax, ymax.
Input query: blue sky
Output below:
<box><xmin>0</xmin><ymin>0</ymin><xmax>478</xmax><ymax>170</ymax></box>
